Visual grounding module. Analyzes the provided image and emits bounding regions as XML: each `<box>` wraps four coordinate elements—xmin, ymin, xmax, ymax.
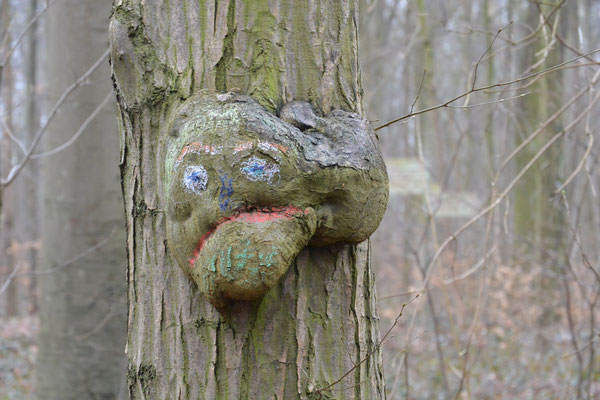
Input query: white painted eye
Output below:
<box><xmin>183</xmin><ymin>165</ymin><xmax>208</xmax><ymax>194</ymax></box>
<box><xmin>240</xmin><ymin>156</ymin><xmax>279</xmax><ymax>183</ymax></box>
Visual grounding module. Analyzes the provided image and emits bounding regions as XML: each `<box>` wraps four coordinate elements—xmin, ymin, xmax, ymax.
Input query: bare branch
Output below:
<box><xmin>419</xmin><ymin>90</ymin><xmax>600</xmax><ymax>292</ymax></box>
<box><xmin>470</xmin><ymin>22</ymin><xmax>513</xmax><ymax>91</ymax></box>
<box><xmin>496</xmin><ymin>68</ymin><xmax>600</xmax><ymax>178</ymax></box>
<box><xmin>0</xmin><ymin>225</ymin><xmax>118</xmax><ymax>279</ymax></box>
<box><xmin>0</xmin><ymin>261</ymin><xmax>22</xmax><ymax>297</ymax></box>
<box><xmin>374</xmin><ymin>49</ymin><xmax>600</xmax><ymax>131</ymax></box>
<box><xmin>553</xmin><ymin>132</ymin><xmax>594</xmax><ymax>196</ymax></box>
<box><xmin>409</xmin><ymin>68</ymin><xmax>427</xmax><ymax>115</ymax></box>
<box><xmin>75</xmin><ymin>301</ymin><xmax>126</xmax><ymax>341</ymax></box>
<box><xmin>31</xmin><ymin>91</ymin><xmax>113</xmax><ymax>159</ymax></box>
<box><xmin>1</xmin><ymin>117</ymin><xmax>27</xmax><ymax>154</ymax></box>
<box><xmin>315</xmin><ymin>294</ymin><xmax>420</xmax><ymax>394</ymax></box>
<box><xmin>535</xmin><ymin>0</ymin><xmax>599</xmax><ymax>64</ymax></box>
<box><xmin>0</xmin><ymin>47</ymin><xmax>109</xmax><ymax>187</ymax></box>
<box><xmin>447</xmin><ymin>91</ymin><xmax>530</xmax><ymax>109</ymax></box>
<box><xmin>0</xmin><ymin>0</ymin><xmax>52</xmax><ymax>66</ymax></box>
<box><xmin>443</xmin><ymin>246</ymin><xmax>497</xmax><ymax>285</ymax></box>
<box><xmin>561</xmin><ymin>192</ymin><xmax>600</xmax><ymax>286</ymax></box>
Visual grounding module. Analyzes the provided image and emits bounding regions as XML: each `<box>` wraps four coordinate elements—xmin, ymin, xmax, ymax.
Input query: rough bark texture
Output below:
<box><xmin>35</xmin><ymin>0</ymin><xmax>127</xmax><ymax>399</ymax></box>
<box><xmin>110</xmin><ymin>1</ymin><xmax>385</xmax><ymax>398</ymax></box>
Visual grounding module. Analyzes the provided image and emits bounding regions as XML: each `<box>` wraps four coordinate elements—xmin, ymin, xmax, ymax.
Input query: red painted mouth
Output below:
<box><xmin>188</xmin><ymin>206</ymin><xmax>310</xmax><ymax>267</ymax></box>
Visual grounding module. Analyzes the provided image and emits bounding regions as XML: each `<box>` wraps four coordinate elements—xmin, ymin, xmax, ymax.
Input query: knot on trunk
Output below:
<box><xmin>164</xmin><ymin>92</ymin><xmax>388</xmax><ymax>309</ymax></box>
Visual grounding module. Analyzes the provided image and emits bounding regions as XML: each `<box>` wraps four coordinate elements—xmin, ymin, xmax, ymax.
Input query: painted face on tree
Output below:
<box><xmin>165</xmin><ymin>92</ymin><xmax>388</xmax><ymax>309</ymax></box>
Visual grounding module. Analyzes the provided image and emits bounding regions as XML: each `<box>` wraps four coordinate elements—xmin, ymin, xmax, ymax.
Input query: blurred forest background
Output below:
<box><xmin>1</xmin><ymin>0</ymin><xmax>599</xmax><ymax>399</ymax></box>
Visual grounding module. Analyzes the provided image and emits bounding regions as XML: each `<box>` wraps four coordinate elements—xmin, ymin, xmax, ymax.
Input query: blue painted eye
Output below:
<box><xmin>243</xmin><ymin>164</ymin><xmax>265</xmax><ymax>176</ymax></box>
<box><xmin>183</xmin><ymin>165</ymin><xmax>208</xmax><ymax>194</ymax></box>
<box><xmin>191</xmin><ymin>173</ymin><xmax>203</xmax><ymax>182</ymax></box>
<box><xmin>240</xmin><ymin>156</ymin><xmax>279</xmax><ymax>183</ymax></box>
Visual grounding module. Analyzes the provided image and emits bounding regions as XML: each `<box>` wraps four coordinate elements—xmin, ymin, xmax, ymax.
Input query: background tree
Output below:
<box><xmin>34</xmin><ymin>0</ymin><xmax>127</xmax><ymax>399</ymax></box>
<box><xmin>13</xmin><ymin>0</ymin><xmax>40</xmax><ymax>316</ymax></box>
<box><xmin>0</xmin><ymin>0</ymin><xmax>16</xmax><ymax>317</ymax></box>
<box><xmin>109</xmin><ymin>0</ymin><xmax>385</xmax><ymax>398</ymax></box>
<box><xmin>0</xmin><ymin>0</ymin><xmax>40</xmax><ymax>318</ymax></box>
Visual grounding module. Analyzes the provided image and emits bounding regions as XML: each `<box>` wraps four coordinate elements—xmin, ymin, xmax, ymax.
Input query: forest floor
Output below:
<box><xmin>0</xmin><ymin>316</ymin><xmax>37</xmax><ymax>399</ymax></box>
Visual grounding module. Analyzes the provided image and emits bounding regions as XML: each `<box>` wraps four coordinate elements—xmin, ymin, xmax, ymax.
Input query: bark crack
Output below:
<box><xmin>215</xmin><ymin>0</ymin><xmax>235</xmax><ymax>92</ymax></box>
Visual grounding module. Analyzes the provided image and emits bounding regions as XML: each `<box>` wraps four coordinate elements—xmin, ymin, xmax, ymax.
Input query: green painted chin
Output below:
<box><xmin>188</xmin><ymin>207</ymin><xmax>317</xmax><ymax>308</ymax></box>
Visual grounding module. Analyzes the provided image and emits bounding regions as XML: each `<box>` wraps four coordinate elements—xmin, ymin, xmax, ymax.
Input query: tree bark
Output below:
<box><xmin>110</xmin><ymin>1</ymin><xmax>385</xmax><ymax>399</ymax></box>
<box><xmin>35</xmin><ymin>0</ymin><xmax>127</xmax><ymax>398</ymax></box>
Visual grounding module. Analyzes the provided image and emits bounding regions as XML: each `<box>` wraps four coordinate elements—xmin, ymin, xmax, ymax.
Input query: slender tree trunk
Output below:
<box><xmin>0</xmin><ymin>0</ymin><xmax>17</xmax><ymax>317</ymax></box>
<box><xmin>512</xmin><ymin>3</ymin><xmax>565</xmax><ymax>334</ymax></box>
<box><xmin>513</xmin><ymin>3</ymin><xmax>564</xmax><ymax>261</ymax></box>
<box><xmin>110</xmin><ymin>1</ymin><xmax>385</xmax><ymax>398</ymax></box>
<box><xmin>13</xmin><ymin>0</ymin><xmax>40</xmax><ymax>315</ymax></box>
<box><xmin>35</xmin><ymin>0</ymin><xmax>127</xmax><ymax>398</ymax></box>
<box><xmin>0</xmin><ymin>0</ymin><xmax>7</xmax><ymax>219</ymax></box>
<box><xmin>483</xmin><ymin>0</ymin><xmax>496</xmax><ymax>175</ymax></box>
<box><xmin>0</xmin><ymin>0</ymin><xmax>40</xmax><ymax>318</ymax></box>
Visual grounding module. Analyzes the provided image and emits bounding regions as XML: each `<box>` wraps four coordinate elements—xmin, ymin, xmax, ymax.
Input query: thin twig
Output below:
<box><xmin>1</xmin><ymin>117</ymin><xmax>26</xmax><ymax>154</ymax></box>
<box><xmin>0</xmin><ymin>261</ymin><xmax>22</xmax><ymax>296</ymax></box>
<box><xmin>31</xmin><ymin>91</ymin><xmax>113</xmax><ymax>159</ymax></box>
<box><xmin>374</xmin><ymin>49</ymin><xmax>600</xmax><ymax>131</ymax></box>
<box><xmin>409</xmin><ymin>68</ymin><xmax>427</xmax><ymax>115</ymax></box>
<box><xmin>443</xmin><ymin>246</ymin><xmax>497</xmax><ymax>285</ymax></box>
<box><xmin>333</xmin><ymin>331</ymin><xmax>428</xmax><ymax>393</ymax></box>
<box><xmin>470</xmin><ymin>22</ymin><xmax>513</xmax><ymax>91</ymax></box>
<box><xmin>553</xmin><ymin>132</ymin><xmax>594</xmax><ymax>196</ymax></box>
<box><xmin>535</xmin><ymin>0</ymin><xmax>600</xmax><ymax>64</ymax></box>
<box><xmin>562</xmin><ymin>334</ymin><xmax>600</xmax><ymax>359</ymax></box>
<box><xmin>496</xmin><ymin>68</ymin><xmax>600</xmax><ymax>179</ymax></box>
<box><xmin>0</xmin><ymin>0</ymin><xmax>52</xmax><ymax>66</ymax></box>
<box><xmin>447</xmin><ymin>91</ymin><xmax>530</xmax><ymax>109</ymax></box>
<box><xmin>75</xmin><ymin>301</ymin><xmax>126</xmax><ymax>340</ymax></box>
<box><xmin>7</xmin><ymin>225</ymin><xmax>117</xmax><ymax>277</ymax></box>
<box><xmin>418</xmin><ymin>91</ymin><xmax>600</xmax><ymax>292</ymax></box>
<box><xmin>561</xmin><ymin>192</ymin><xmax>600</xmax><ymax>285</ymax></box>
<box><xmin>485</xmin><ymin>63</ymin><xmax>600</xmax><ymax>94</ymax></box>
<box><xmin>447</xmin><ymin>25</ymin><xmax>516</xmax><ymax>45</ymax></box>
<box><xmin>0</xmin><ymin>48</ymin><xmax>109</xmax><ymax>187</ymax></box>
<box><xmin>315</xmin><ymin>294</ymin><xmax>419</xmax><ymax>394</ymax></box>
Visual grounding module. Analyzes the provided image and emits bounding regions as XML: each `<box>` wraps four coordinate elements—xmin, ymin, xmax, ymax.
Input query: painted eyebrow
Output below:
<box><xmin>175</xmin><ymin>142</ymin><xmax>220</xmax><ymax>167</ymax></box>
<box><xmin>233</xmin><ymin>141</ymin><xmax>253</xmax><ymax>153</ymax></box>
<box><xmin>258</xmin><ymin>141</ymin><xmax>288</xmax><ymax>154</ymax></box>
<box><xmin>232</xmin><ymin>141</ymin><xmax>288</xmax><ymax>154</ymax></box>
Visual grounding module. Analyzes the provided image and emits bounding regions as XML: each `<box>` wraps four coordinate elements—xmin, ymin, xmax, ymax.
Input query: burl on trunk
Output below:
<box><xmin>165</xmin><ymin>92</ymin><xmax>388</xmax><ymax>309</ymax></box>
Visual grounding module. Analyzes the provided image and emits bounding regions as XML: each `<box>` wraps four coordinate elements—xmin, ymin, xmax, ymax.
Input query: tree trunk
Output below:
<box><xmin>0</xmin><ymin>0</ymin><xmax>17</xmax><ymax>317</ymax></box>
<box><xmin>13</xmin><ymin>0</ymin><xmax>40</xmax><ymax>315</ymax></box>
<box><xmin>512</xmin><ymin>1</ymin><xmax>566</xmax><ymax>338</ymax></box>
<box><xmin>110</xmin><ymin>1</ymin><xmax>385</xmax><ymax>398</ymax></box>
<box><xmin>513</xmin><ymin>3</ymin><xmax>564</xmax><ymax>259</ymax></box>
<box><xmin>35</xmin><ymin>0</ymin><xmax>127</xmax><ymax>398</ymax></box>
